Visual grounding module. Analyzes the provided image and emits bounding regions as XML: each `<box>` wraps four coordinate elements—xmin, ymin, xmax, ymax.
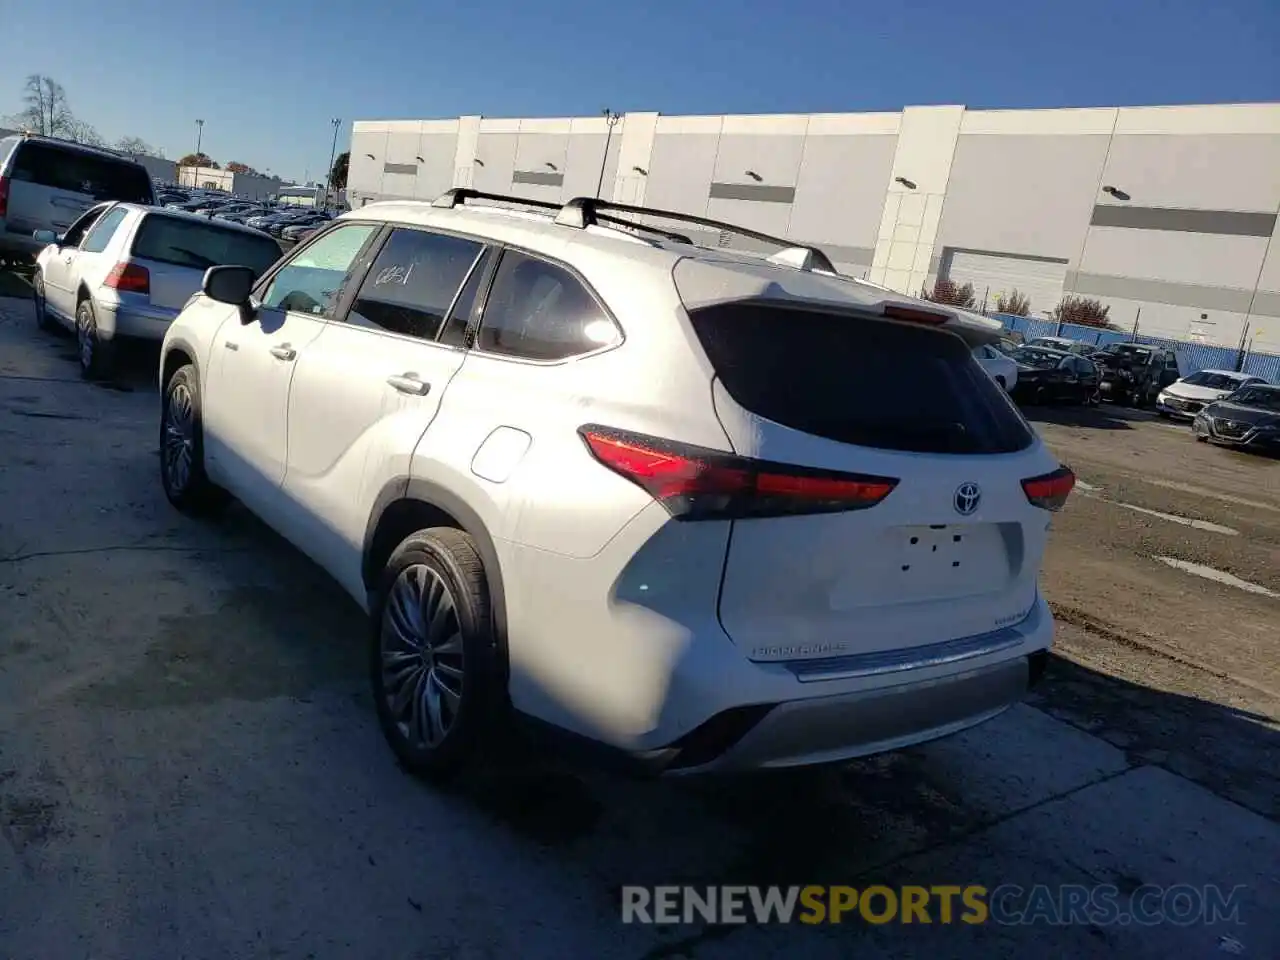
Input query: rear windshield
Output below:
<box><xmin>9</xmin><ymin>141</ymin><xmax>153</xmax><ymax>203</ymax></box>
<box><xmin>132</xmin><ymin>216</ymin><xmax>281</xmax><ymax>276</ymax></box>
<box><xmin>688</xmin><ymin>303</ymin><xmax>1035</xmax><ymax>454</ymax></box>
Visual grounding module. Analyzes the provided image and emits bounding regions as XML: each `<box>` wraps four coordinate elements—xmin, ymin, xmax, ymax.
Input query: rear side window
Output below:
<box><xmin>9</xmin><ymin>142</ymin><xmax>152</xmax><ymax>203</ymax></box>
<box><xmin>80</xmin><ymin>206</ymin><xmax>130</xmax><ymax>253</ymax></box>
<box><xmin>132</xmin><ymin>216</ymin><xmax>281</xmax><ymax>277</ymax></box>
<box><xmin>688</xmin><ymin>303</ymin><xmax>1035</xmax><ymax>455</ymax></box>
<box><xmin>347</xmin><ymin>228</ymin><xmax>484</xmax><ymax>341</ymax></box>
<box><xmin>476</xmin><ymin>251</ymin><xmax>618</xmax><ymax>361</ymax></box>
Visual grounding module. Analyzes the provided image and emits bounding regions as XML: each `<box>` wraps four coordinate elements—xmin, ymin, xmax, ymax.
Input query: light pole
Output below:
<box><xmin>324</xmin><ymin>118</ymin><xmax>341</xmax><ymax>209</ymax></box>
<box><xmin>195</xmin><ymin>119</ymin><xmax>204</xmax><ymax>159</ymax></box>
<box><xmin>595</xmin><ymin>109</ymin><xmax>621</xmax><ymax>199</ymax></box>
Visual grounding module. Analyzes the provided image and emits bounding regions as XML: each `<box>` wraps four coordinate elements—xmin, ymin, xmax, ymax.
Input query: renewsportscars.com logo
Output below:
<box><xmin>621</xmin><ymin>884</ymin><xmax>1247</xmax><ymax>927</ymax></box>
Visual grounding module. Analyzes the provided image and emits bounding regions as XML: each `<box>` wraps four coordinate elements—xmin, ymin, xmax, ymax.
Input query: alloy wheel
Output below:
<box><xmin>162</xmin><ymin>382</ymin><xmax>195</xmax><ymax>493</ymax></box>
<box><xmin>380</xmin><ymin>564</ymin><xmax>465</xmax><ymax>749</ymax></box>
<box><xmin>77</xmin><ymin>316</ymin><xmax>93</xmax><ymax>370</ymax></box>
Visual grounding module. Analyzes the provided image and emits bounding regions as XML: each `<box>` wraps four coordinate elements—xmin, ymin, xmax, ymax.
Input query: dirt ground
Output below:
<box><xmin>1</xmin><ymin>281</ymin><xmax>1277</xmax><ymax>959</ymax></box>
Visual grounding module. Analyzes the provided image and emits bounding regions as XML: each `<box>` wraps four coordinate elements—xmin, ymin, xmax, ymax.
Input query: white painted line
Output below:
<box><xmin>1074</xmin><ymin>479</ymin><xmax>1101</xmax><ymax>492</ymax></box>
<box><xmin>1155</xmin><ymin>556</ymin><xmax>1278</xmax><ymax>599</ymax></box>
<box><xmin>1088</xmin><ymin>496</ymin><xmax>1239</xmax><ymax>536</ymax></box>
<box><xmin>1145</xmin><ymin>478</ymin><xmax>1280</xmax><ymax>514</ymax></box>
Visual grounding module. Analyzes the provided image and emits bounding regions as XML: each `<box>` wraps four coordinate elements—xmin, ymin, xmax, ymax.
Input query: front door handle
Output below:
<box><xmin>386</xmin><ymin>374</ymin><xmax>430</xmax><ymax>396</ymax></box>
<box><xmin>269</xmin><ymin>344</ymin><xmax>297</xmax><ymax>362</ymax></box>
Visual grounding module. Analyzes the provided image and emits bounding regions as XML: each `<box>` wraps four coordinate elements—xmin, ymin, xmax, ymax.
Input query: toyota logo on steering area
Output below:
<box><xmin>954</xmin><ymin>482</ymin><xmax>981</xmax><ymax>516</ymax></box>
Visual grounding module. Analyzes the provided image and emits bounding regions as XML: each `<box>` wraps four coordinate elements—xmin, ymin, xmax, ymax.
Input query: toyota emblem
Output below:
<box><xmin>954</xmin><ymin>482</ymin><xmax>981</xmax><ymax>516</ymax></box>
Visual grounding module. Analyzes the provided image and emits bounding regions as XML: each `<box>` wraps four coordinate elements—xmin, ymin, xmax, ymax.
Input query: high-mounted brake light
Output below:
<box><xmin>883</xmin><ymin>304</ymin><xmax>949</xmax><ymax>325</ymax></box>
<box><xmin>579</xmin><ymin>425</ymin><xmax>898</xmax><ymax>521</ymax></box>
<box><xmin>1022</xmin><ymin>466</ymin><xmax>1076</xmax><ymax>512</ymax></box>
<box><xmin>104</xmin><ymin>261</ymin><xmax>150</xmax><ymax>295</ymax></box>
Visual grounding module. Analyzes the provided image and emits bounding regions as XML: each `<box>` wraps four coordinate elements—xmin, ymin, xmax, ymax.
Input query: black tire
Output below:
<box><xmin>1158</xmin><ymin>410</ymin><xmax>1171</xmax><ymax>419</ymax></box>
<box><xmin>159</xmin><ymin>363</ymin><xmax>228</xmax><ymax>514</ymax></box>
<box><xmin>32</xmin><ymin>271</ymin><xmax>55</xmax><ymax>332</ymax></box>
<box><xmin>370</xmin><ymin>527</ymin><xmax>503</xmax><ymax>781</ymax></box>
<box><xmin>994</xmin><ymin>375</ymin><xmax>1006</xmax><ymax>391</ymax></box>
<box><xmin>75</xmin><ymin>299</ymin><xmax>115</xmax><ymax>380</ymax></box>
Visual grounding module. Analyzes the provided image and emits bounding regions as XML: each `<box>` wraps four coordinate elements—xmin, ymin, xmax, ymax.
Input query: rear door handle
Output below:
<box><xmin>269</xmin><ymin>344</ymin><xmax>296</xmax><ymax>361</ymax></box>
<box><xmin>386</xmin><ymin>374</ymin><xmax>430</xmax><ymax>396</ymax></box>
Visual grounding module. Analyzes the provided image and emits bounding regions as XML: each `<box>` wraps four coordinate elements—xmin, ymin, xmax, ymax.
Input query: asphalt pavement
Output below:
<box><xmin>0</xmin><ymin>288</ymin><xmax>1276</xmax><ymax>959</ymax></box>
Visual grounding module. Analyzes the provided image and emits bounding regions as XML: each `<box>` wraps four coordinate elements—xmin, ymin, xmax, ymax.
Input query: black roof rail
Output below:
<box><xmin>555</xmin><ymin>197</ymin><xmax>837</xmax><ymax>273</ymax></box>
<box><xmin>431</xmin><ymin>188</ymin><xmax>560</xmax><ymax>212</ymax></box>
<box><xmin>431</xmin><ymin>188</ymin><xmax>693</xmax><ymax>245</ymax></box>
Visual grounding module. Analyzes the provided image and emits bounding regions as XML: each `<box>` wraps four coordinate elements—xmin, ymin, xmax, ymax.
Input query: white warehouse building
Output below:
<box><xmin>347</xmin><ymin>102</ymin><xmax>1280</xmax><ymax>351</ymax></box>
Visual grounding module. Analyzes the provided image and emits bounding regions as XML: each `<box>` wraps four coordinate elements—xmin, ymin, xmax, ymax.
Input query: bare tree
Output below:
<box><xmin>7</xmin><ymin>74</ymin><xmax>72</xmax><ymax>136</ymax></box>
<box><xmin>116</xmin><ymin>136</ymin><xmax>155</xmax><ymax>157</ymax></box>
<box><xmin>5</xmin><ymin>74</ymin><xmax>104</xmax><ymax>145</ymax></box>
<box><xmin>64</xmin><ymin>118</ymin><xmax>105</xmax><ymax>146</ymax></box>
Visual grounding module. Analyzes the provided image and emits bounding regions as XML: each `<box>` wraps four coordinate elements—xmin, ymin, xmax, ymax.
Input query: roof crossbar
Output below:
<box><xmin>431</xmin><ymin>188</ymin><xmax>561</xmax><ymax>212</ymax></box>
<box><xmin>555</xmin><ymin>197</ymin><xmax>838</xmax><ymax>273</ymax></box>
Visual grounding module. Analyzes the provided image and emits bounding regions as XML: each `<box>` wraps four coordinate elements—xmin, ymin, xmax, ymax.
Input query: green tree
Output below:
<box><xmin>330</xmin><ymin>151</ymin><xmax>349</xmax><ymax>191</ymax></box>
<box><xmin>178</xmin><ymin>152</ymin><xmax>219</xmax><ymax>169</ymax></box>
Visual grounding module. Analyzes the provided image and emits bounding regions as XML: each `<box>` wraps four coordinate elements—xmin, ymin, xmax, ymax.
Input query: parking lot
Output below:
<box><xmin>0</xmin><ymin>272</ymin><xmax>1277</xmax><ymax>958</ymax></box>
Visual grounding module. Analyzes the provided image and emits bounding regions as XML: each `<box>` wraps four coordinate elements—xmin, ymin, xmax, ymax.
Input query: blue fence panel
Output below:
<box><xmin>989</xmin><ymin>314</ymin><xmax>1280</xmax><ymax>383</ymax></box>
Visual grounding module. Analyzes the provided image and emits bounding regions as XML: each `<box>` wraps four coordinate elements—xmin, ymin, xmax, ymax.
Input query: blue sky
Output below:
<box><xmin>3</xmin><ymin>0</ymin><xmax>1277</xmax><ymax>183</ymax></box>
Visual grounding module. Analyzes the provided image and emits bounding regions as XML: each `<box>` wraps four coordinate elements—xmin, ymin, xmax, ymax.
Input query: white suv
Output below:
<box><xmin>157</xmin><ymin>189</ymin><xmax>1074</xmax><ymax>779</ymax></box>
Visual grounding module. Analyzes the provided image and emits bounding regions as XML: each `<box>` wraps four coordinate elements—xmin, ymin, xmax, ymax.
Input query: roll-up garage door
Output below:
<box><xmin>941</xmin><ymin>249</ymin><xmax>1068</xmax><ymax>318</ymax></box>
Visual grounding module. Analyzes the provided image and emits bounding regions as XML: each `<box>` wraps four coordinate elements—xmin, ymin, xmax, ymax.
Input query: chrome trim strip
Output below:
<box><xmin>785</xmin><ymin>625</ymin><xmax>1026</xmax><ymax>683</ymax></box>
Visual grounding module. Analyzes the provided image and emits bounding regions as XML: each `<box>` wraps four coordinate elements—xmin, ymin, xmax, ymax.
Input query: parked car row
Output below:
<box><xmin>979</xmin><ymin>331</ymin><xmax>1276</xmax><ymax>452</ymax></box>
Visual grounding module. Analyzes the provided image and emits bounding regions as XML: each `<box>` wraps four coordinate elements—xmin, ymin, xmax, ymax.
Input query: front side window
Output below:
<box><xmin>346</xmin><ymin>228</ymin><xmax>484</xmax><ymax>341</ymax></box>
<box><xmin>476</xmin><ymin>251</ymin><xmax>618</xmax><ymax>361</ymax></box>
<box><xmin>60</xmin><ymin>203</ymin><xmax>110</xmax><ymax>247</ymax></box>
<box><xmin>260</xmin><ymin>223</ymin><xmax>377</xmax><ymax>317</ymax></box>
<box><xmin>80</xmin><ymin>206</ymin><xmax>130</xmax><ymax>253</ymax></box>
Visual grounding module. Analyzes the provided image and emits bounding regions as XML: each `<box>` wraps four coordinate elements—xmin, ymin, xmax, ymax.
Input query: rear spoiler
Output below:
<box><xmin>672</xmin><ymin>259</ymin><xmax>1007</xmax><ymax>347</ymax></box>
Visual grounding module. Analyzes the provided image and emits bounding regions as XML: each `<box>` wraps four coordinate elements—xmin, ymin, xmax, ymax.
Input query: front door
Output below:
<box><xmin>201</xmin><ymin>222</ymin><xmax>381</xmax><ymax>523</ymax></box>
<box><xmin>280</xmin><ymin>226</ymin><xmax>490</xmax><ymax>599</ymax></box>
<box><xmin>40</xmin><ymin>203</ymin><xmax>109</xmax><ymax>320</ymax></box>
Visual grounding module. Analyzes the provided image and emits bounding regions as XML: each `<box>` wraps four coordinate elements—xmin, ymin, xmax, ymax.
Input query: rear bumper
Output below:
<box><xmin>664</xmin><ymin>652</ymin><xmax>1041</xmax><ymax>774</ymax></box>
<box><xmin>501</xmin><ymin>509</ymin><xmax>1055</xmax><ymax>773</ymax></box>
<box><xmin>97</xmin><ymin>300</ymin><xmax>180</xmax><ymax>340</ymax></box>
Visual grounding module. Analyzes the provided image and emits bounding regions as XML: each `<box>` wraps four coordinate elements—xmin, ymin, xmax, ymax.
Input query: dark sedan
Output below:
<box><xmin>1192</xmin><ymin>385</ymin><xmax>1280</xmax><ymax>452</ymax></box>
<box><xmin>1009</xmin><ymin>346</ymin><xmax>1100</xmax><ymax>405</ymax></box>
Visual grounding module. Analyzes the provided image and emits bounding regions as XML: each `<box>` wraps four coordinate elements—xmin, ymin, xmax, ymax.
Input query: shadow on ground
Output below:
<box><xmin>443</xmin><ymin>651</ymin><xmax>1278</xmax><ymax>866</ymax></box>
<box><xmin>1021</xmin><ymin>402</ymin><xmax>1155</xmax><ymax>431</ymax></box>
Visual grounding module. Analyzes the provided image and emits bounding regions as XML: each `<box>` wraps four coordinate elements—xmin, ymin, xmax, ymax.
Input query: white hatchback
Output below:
<box><xmin>156</xmin><ymin>189</ymin><xmax>1074</xmax><ymax>778</ymax></box>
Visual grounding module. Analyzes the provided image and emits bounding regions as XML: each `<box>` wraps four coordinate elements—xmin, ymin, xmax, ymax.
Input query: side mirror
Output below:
<box><xmin>202</xmin><ymin>265</ymin><xmax>256</xmax><ymax>307</ymax></box>
<box><xmin>33</xmin><ymin>229</ymin><xmax>59</xmax><ymax>245</ymax></box>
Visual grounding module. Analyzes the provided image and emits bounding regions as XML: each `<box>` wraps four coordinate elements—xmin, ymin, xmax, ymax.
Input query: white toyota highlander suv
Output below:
<box><xmin>157</xmin><ymin>189</ymin><xmax>1074</xmax><ymax>779</ymax></box>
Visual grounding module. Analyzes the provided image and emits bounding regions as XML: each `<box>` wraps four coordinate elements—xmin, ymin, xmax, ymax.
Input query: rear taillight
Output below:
<box><xmin>883</xmin><ymin>304</ymin><xmax>949</xmax><ymax>325</ymax></box>
<box><xmin>579</xmin><ymin>425</ymin><xmax>898</xmax><ymax>521</ymax></box>
<box><xmin>104</xmin><ymin>261</ymin><xmax>150</xmax><ymax>295</ymax></box>
<box><xmin>0</xmin><ymin>176</ymin><xmax>9</xmax><ymax>218</ymax></box>
<box><xmin>1022</xmin><ymin>466</ymin><xmax>1075</xmax><ymax>512</ymax></box>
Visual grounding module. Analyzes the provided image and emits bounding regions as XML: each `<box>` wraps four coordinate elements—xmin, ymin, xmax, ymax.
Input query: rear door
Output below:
<box><xmin>128</xmin><ymin>213</ymin><xmax>283</xmax><ymax>310</ymax></box>
<box><xmin>279</xmin><ymin>224</ymin><xmax>489</xmax><ymax>598</ymax></box>
<box><xmin>5</xmin><ymin>140</ymin><xmax>152</xmax><ymax>236</ymax></box>
<box><xmin>682</xmin><ymin>298</ymin><xmax>1060</xmax><ymax>663</ymax></box>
